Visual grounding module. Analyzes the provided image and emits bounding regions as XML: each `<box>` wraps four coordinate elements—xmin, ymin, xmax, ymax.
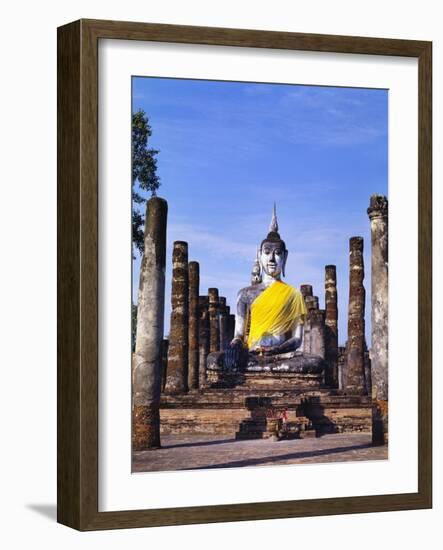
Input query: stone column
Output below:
<box><xmin>132</xmin><ymin>196</ymin><xmax>167</xmax><ymax>450</ymax></box>
<box><xmin>364</xmin><ymin>348</ymin><xmax>372</xmax><ymax>396</ymax></box>
<box><xmin>223</xmin><ymin>305</ymin><xmax>232</xmax><ymax>349</ymax></box>
<box><xmin>325</xmin><ymin>265</ymin><xmax>339</xmax><ymax>387</ymax></box>
<box><xmin>310</xmin><ymin>309</ymin><xmax>326</xmax><ymax>359</ymax></box>
<box><xmin>228</xmin><ymin>313</ymin><xmax>236</xmax><ymax>342</ymax></box>
<box><xmin>337</xmin><ymin>346</ymin><xmax>346</xmax><ymax>390</ymax></box>
<box><xmin>165</xmin><ymin>241</ymin><xmax>189</xmax><ymax>394</ymax></box>
<box><xmin>345</xmin><ymin>236</ymin><xmax>366</xmax><ymax>395</ymax></box>
<box><xmin>368</xmin><ymin>195</ymin><xmax>389</xmax><ymax>444</ymax></box>
<box><xmin>208</xmin><ymin>288</ymin><xmax>220</xmax><ymax>352</ymax></box>
<box><xmin>305</xmin><ymin>295</ymin><xmax>319</xmax><ymax>310</ymax></box>
<box><xmin>198</xmin><ymin>296</ymin><xmax>210</xmax><ymax>388</ymax></box>
<box><xmin>219</xmin><ymin>296</ymin><xmax>227</xmax><ymax>351</ymax></box>
<box><xmin>300</xmin><ymin>284</ymin><xmax>313</xmax><ymax>299</ymax></box>
<box><xmin>303</xmin><ymin>292</ymin><xmax>317</xmax><ymax>354</ymax></box>
<box><xmin>188</xmin><ymin>261</ymin><xmax>200</xmax><ymax>390</ymax></box>
<box><xmin>161</xmin><ymin>338</ymin><xmax>168</xmax><ymax>393</ymax></box>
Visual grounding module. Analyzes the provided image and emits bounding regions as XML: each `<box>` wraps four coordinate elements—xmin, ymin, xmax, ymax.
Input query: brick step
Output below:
<box><xmin>235</xmin><ymin>430</ymin><xmax>279</xmax><ymax>440</ymax></box>
<box><xmin>241</xmin><ymin>418</ymin><xmax>267</xmax><ymax>430</ymax></box>
<box><xmin>237</xmin><ymin>427</ymin><xmax>268</xmax><ymax>434</ymax></box>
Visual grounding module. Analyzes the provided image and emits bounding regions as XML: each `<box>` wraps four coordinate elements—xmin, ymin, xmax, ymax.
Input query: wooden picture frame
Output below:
<box><xmin>57</xmin><ymin>19</ymin><xmax>432</xmax><ymax>530</ymax></box>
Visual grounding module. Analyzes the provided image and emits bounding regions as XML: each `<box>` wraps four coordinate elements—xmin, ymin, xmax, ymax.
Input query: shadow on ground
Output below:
<box><xmin>161</xmin><ymin>438</ymin><xmax>236</xmax><ymax>450</ymax></box>
<box><xmin>182</xmin><ymin>442</ymin><xmax>375</xmax><ymax>470</ymax></box>
<box><xmin>26</xmin><ymin>504</ymin><xmax>57</xmax><ymax>521</ymax></box>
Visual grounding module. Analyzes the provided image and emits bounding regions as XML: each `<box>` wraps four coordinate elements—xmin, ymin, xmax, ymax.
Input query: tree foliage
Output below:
<box><xmin>132</xmin><ymin>110</ymin><xmax>160</xmax><ymax>255</ymax></box>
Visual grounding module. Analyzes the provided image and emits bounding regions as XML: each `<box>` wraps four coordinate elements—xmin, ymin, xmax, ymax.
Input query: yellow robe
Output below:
<box><xmin>247</xmin><ymin>281</ymin><xmax>306</xmax><ymax>349</ymax></box>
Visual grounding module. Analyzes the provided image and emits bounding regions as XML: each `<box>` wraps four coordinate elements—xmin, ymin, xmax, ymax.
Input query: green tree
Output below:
<box><xmin>132</xmin><ymin>109</ymin><xmax>160</xmax><ymax>255</ymax></box>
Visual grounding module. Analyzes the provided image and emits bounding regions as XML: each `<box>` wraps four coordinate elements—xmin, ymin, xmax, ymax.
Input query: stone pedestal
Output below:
<box><xmin>206</xmin><ymin>351</ymin><xmax>326</xmax><ymax>390</ymax></box>
<box><xmin>160</xmin><ymin>391</ymin><xmax>373</xmax><ymax>437</ymax></box>
<box><xmin>165</xmin><ymin>241</ymin><xmax>189</xmax><ymax>394</ymax></box>
<box><xmin>132</xmin><ymin>196</ymin><xmax>167</xmax><ymax>450</ymax></box>
<box><xmin>368</xmin><ymin>195</ymin><xmax>389</xmax><ymax>444</ymax></box>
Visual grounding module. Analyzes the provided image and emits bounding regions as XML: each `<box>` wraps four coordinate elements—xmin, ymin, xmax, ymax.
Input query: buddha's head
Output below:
<box><xmin>259</xmin><ymin>204</ymin><xmax>288</xmax><ymax>279</ymax></box>
<box><xmin>251</xmin><ymin>247</ymin><xmax>262</xmax><ymax>285</ymax></box>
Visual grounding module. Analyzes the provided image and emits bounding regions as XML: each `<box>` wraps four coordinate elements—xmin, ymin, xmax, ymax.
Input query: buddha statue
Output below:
<box><xmin>207</xmin><ymin>206</ymin><xmax>324</xmax><ymax>376</ymax></box>
<box><xmin>250</xmin><ymin>247</ymin><xmax>262</xmax><ymax>285</ymax></box>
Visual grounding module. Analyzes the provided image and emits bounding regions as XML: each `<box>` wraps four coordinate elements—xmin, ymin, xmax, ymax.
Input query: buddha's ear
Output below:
<box><xmin>258</xmin><ymin>251</ymin><xmax>265</xmax><ymax>270</ymax></box>
<box><xmin>282</xmin><ymin>249</ymin><xmax>288</xmax><ymax>277</ymax></box>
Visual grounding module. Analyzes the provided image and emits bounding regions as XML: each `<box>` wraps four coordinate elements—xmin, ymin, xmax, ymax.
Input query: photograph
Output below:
<box><xmin>131</xmin><ymin>76</ymin><xmax>389</xmax><ymax>472</ymax></box>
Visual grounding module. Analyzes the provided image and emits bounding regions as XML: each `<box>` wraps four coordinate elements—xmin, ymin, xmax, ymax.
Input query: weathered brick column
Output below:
<box><xmin>132</xmin><ymin>196</ymin><xmax>167</xmax><ymax>450</ymax></box>
<box><xmin>338</xmin><ymin>346</ymin><xmax>346</xmax><ymax>390</ymax></box>
<box><xmin>161</xmin><ymin>338</ymin><xmax>168</xmax><ymax>393</ymax></box>
<box><xmin>310</xmin><ymin>309</ymin><xmax>326</xmax><ymax>359</ymax></box>
<box><xmin>364</xmin><ymin>348</ymin><xmax>372</xmax><ymax>396</ymax></box>
<box><xmin>368</xmin><ymin>195</ymin><xmax>389</xmax><ymax>444</ymax></box>
<box><xmin>219</xmin><ymin>296</ymin><xmax>228</xmax><ymax>351</ymax></box>
<box><xmin>188</xmin><ymin>261</ymin><xmax>200</xmax><ymax>390</ymax></box>
<box><xmin>165</xmin><ymin>241</ymin><xmax>189</xmax><ymax>394</ymax></box>
<box><xmin>208</xmin><ymin>288</ymin><xmax>220</xmax><ymax>352</ymax></box>
<box><xmin>227</xmin><ymin>312</ymin><xmax>235</xmax><ymax>343</ymax></box>
<box><xmin>345</xmin><ymin>236</ymin><xmax>366</xmax><ymax>395</ymax></box>
<box><xmin>325</xmin><ymin>265</ymin><xmax>339</xmax><ymax>387</ymax></box>
<box><xmin>306</xmin><ymin>295</ymin><xmax>319</xmax><ymax>310</ymax></box>
<box><xmin>303</xmin><ymin>292</ymin><xmax>317</xmax><ymax>354</ymax></box>
<box><xmin>198</xmin><ymin>296</ymin><xmax>210</xmax><ymax>388</ymax></box>
<box><xmin>225</xmin><ymin>305</ymin><xmax>231</xmax><ymax>345</ymax></box>
<box><xmin>300</xmin><ymin>284</ymin><xmax>313</xmax><ymax>300</ymax></box>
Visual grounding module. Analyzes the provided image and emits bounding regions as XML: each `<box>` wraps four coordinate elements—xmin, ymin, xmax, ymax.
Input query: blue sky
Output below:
<box><xmin>132</xmin><ymin>77</ymin><xmax>388</xmax><ymax>346</ymax></box>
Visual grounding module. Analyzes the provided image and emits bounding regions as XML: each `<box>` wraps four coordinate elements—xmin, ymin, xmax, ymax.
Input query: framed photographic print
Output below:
<box><xmin>57</xmin><ymin>19</ymin><xmax>432</xmax><ymax>530</ymax></box>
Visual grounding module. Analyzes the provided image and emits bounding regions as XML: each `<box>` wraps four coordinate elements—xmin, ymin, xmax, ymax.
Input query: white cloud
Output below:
<box><xmin>167</xmin><ymin>221</ymin><xmax>256</xmax><ymax>261</ymax></box>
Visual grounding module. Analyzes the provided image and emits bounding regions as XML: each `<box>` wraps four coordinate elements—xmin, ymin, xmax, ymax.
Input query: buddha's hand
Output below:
<box><xmin>262</xmin><ymin>344</ymin><xmax>282</xmax><ymax>355</ymax></box>
<box><xmin>225</xmin><ymin>338</ymin><xmax>245</xmax><ymax>370</ymax></box>
<box><xmin>249</xmin><ymin>345</ymin><xmax>271</xmax><ymax>356</ymax></box>
<box><xmin>229</xmin><ymin>337</ymin><xmax>243</xmax><ymax>348</ymax></box>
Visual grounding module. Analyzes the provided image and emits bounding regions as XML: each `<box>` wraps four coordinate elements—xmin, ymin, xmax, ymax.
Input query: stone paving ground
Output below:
<box><xmin>133</xmin><ymin>433</ymin><xmax>388</xmax><ymax>472</ymax></box>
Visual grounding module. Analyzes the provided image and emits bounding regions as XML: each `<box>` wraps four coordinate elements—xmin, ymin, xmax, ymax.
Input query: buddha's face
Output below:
<box><xmin>260</xmin><ymin>241</ymin><xmax>287</xmax><ymax>278</ymax></box>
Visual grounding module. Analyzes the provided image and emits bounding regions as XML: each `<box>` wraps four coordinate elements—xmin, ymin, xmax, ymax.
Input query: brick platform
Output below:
<box><xmin>160</xmin><ymin>388</ymin><xmax>372</xmax><ymax>437</ymax></box>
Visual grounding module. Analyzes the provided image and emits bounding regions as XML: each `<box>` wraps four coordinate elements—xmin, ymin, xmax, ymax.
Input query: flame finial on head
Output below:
<box><xmin>260</xmin><ymin>202</ymin><xmax>286</xmax><ymax>253</ymax></box>
<box><xmin>269</xmin><ymin>202</ymin><xmax>279</xmax><ymax>233</ymax></box>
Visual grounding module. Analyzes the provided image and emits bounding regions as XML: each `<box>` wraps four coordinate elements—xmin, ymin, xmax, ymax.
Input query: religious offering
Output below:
<box><xmin>131</xmin><ymin>78</ymin><xmax>389</xmax><ymax>472</ymax></box>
